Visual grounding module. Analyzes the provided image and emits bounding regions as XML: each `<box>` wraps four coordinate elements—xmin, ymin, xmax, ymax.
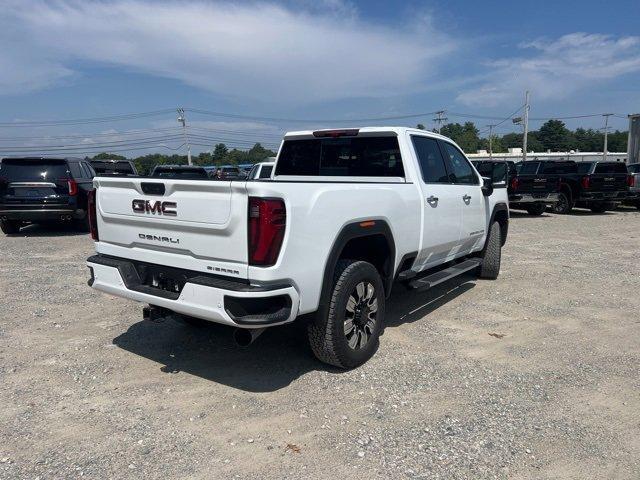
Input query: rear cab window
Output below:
<box><xmin>594</xmin><ymin>162</ymin><xmax>628</xmax><ymax>174</ymax></box>
<box><xmin>275</xmin><ymin>135</ymin><xmax>404</xmax><ymax>178</ymax></box>
<box><xmin>576</xmin><ymin>162</ymin><xmax>594</xmax><ymax>174</ymax></box>
<box><xmin>517</xmin><ymin>162</ymin><xmax>540</xmax><ymax>175</ymax></box>
<box><xmin>540</xmin><ymin>161</ymin><xmax>577</xmax><ymax>174</ymax></box>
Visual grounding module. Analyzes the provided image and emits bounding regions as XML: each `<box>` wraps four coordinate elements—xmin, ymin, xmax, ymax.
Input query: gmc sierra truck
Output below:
<box><xmin>86</xmin><ymin>127</ymin><xmax>509</xmax><ymax>368</ymax></box>
<box><xmin>471</xmin><ymin>159</ymin><xmax>560</xmax><ymax>215</ymax></box>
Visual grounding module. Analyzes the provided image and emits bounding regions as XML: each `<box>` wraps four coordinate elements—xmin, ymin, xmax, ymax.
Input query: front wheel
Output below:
<box><xmin>1</xmin><ymin>219</ymin><xmax>21</xmax><ymax>235</ymax></box>
<box><xmin>526</xmin><ymin>203</ymin><xmax>547</xmax><ymax>216</ymax></box>
<box><xmin>478</xmin><ymin>221</ymin><xmax>502</xmax><ymax>280</ymax></box>
<box><xmin>308</xmin><ymin>260</ymin><xmax>385</xmax><ymax>369</ymax></box>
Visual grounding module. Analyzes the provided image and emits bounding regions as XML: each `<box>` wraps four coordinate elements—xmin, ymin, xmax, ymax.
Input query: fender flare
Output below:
<box><xmin>319</xmin><ymin>220</ymin><xmax>396</xmax><ymax>309</ymax></box>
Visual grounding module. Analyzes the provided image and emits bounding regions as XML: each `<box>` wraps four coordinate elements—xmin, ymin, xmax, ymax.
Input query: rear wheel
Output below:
<box><xmin>478</xmin><ymin>221</ymin><xmax>501</xmax><ymax>280</ymax></box>
<box><xmin>0</xmin><ymin>219</ymin><xmax>21</xmax><ymax>235</ymax></box>
<box><xmin>308</xmin><ymin>260</ymin><xmax>385</xmax><ymax>369</ymax></box>
<box><xmin>526</xmin><ymin>203</ymin><xmax>546</xmax><ymax>216</ymax></box>
<box><xmin>553</xmin><ymin>191</ymin><xmax>573</xmax><ymax>214</ymax></box>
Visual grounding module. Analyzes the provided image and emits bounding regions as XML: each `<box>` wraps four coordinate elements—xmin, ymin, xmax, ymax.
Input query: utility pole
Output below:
<box><xmin>487</xmin><ymin>124</ymin><xmax>495</xmax><ymax>159</ymax></box>
<box><xmin>602</xmin><ymin>113</ymin><xmax>613</xmax><ymax>161</ymax></box>
<box><xmin>522</xmin><ymin>90</ymin><xmax>530</xmax><ymax>162</ymax></box>
<box><xmin>433</xmin><ymin>110</ymin><xmax>448</xmax><ymax>134</ymax></box>
<box><xmin>177</xmin><ymin>107</ymin><xmax>192</xmax><ymax>165</ymax></box>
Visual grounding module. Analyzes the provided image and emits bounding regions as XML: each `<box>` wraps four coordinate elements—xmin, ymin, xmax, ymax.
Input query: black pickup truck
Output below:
<box><xmin>472</xmin><ymin>159</ymin><xmax>560</xmax><ymax>215</ymax></box>
<box><xmin>548</xmin><ymin>160</ymin><xmax>631</xmax><ymax>214</ymax></box>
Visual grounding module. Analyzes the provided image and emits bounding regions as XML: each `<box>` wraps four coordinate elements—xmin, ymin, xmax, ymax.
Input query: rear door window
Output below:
<box><xmin>594</xmin><ymin>162</ymin><xmax>628</xmax><ymax>174</ymax></box>
<box><xmin>0</xmin><ymin>159</ymin><xmax>69</xmax><ymax>182</ymax></box>
<box><xmin>439</xmin><ymin>141</ymin><xmax>478</xmax><ymax>184</ymax></box>
<box><xmin>276</xmin><ymin>136</ymin><xmax>404</xmax><ymax>178</ymax></box>
<box><xmin>412</xmin><ymin>136</ymin><xmax>449</xmax><ymax>183</ymax></box>
<box><xmin>259</xmin><ymin>165</ymin><xmax>273</xmax><ymax>178</ymax></box>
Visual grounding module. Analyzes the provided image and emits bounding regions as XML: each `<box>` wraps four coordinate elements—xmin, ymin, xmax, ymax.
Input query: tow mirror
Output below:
<box><xmin>481</xmin><ymin>176</ymin><xmax>494</xmax><ymax>196</ymax></box>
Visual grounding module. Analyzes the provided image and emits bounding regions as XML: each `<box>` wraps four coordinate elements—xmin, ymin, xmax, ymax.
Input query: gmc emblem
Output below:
<box><xmin>132</xmin><ymin>199</ymin><xmax>177</xmax><ymax>216</ymax></box>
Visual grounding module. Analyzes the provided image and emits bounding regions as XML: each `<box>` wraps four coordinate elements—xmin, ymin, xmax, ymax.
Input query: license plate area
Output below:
<box><xmin>134</xmin><ymin>263</ymin><xmax>189</xmax><ymax>296</ymax></box>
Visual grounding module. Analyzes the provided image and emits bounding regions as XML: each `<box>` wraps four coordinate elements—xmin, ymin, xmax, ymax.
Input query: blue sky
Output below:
<box><xmin>1</xmin><ymin>0</ymin><xmax>639</xmax><ymax>156</ymax></box>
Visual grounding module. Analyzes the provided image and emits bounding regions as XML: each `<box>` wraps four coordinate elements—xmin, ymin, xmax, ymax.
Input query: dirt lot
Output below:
<box><xmin>1</xmin><ymin>207</ymin><xmax>639</xmax><ymax>479</ymax></box>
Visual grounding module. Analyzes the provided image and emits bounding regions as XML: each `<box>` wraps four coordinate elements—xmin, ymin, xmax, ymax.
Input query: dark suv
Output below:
<box><xmin>0</xmin><ymin>157</ymin><xmax>95</xmax><ymax>234</ymax></box>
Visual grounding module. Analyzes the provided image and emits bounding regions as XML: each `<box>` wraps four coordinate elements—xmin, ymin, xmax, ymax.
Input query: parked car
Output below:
<box><xmin>149</xmin><ymin>165</ymin><xmax>209</xmax><ymax>180</ymax></box>
<box><xmin>0</xmin><ymin>157</ymin><xmax>95</xmax><ymax>234</ymax></box>
<box><xmin>623</xmin><ymin>163</ymin><xmax>639</xmax><ymax>209</ymax></box>
<box><xmin>247</xmin><ymin>161</ymin><xmax>275</xmax><ymax>180</ymax></box>
<box><xmin>549</xmin><ymin>160</ymin><xmax>632</xmax><ymax>214</ymax></box>
<box><xmin>213</xmin><ymin>165</ymin><xmax>242</xmax><ymax>180</ymax></box>
<box><xmin>202</xmin><ymin>166</ymin><xmax>218</xmax><ymax>178</ymax></box>
<box><xmin>472</xmin><ymin>159</ymin><xmax>560</xmax><ymax>215</ymax></box>
<box><xmin>90</xmin><ymin>159</ymin><xmax>138</xmax><ymax>176</ymax></box>
<box><xmin>87</xmin><ymin>127</ymin><xmax>508</xmax><ymax>368</ymax></box>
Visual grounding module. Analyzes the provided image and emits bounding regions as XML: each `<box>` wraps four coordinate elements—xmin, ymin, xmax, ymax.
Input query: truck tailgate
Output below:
<box><xmin>94</xmin><ymin>177</ymin><xmax>249</xmax><ymax>279</ymax></box>
<box><xmin>515</xmin><ymin>175</ymin><xmax>559</xmax><ymax>194</ymax></box>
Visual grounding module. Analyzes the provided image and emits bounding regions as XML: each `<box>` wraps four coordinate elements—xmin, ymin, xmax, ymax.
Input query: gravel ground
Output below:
<box><xmin>1</xmin><ymin>207</ymin><xmax>639</xmax><ymax>479</ymax></box>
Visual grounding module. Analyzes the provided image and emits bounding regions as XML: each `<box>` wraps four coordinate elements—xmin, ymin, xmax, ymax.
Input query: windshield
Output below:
<box><xmin>276</xmin><ymin>136</ymin><xmax>404</xmax><ymax>177</ymax></box>
<box><xmin>576</xmin><ymin>163</ymin><xmax>593</xmax><ymax>174</ymax></box>
<box><xmin>0</xmin><ymin>159</ymin><xmax>69</xmax><ymax>182</ymax></box>
<box><xmin>92</xmin><ymin>161</ymin><xmax>135</xmax><ymax>174</ymax></box>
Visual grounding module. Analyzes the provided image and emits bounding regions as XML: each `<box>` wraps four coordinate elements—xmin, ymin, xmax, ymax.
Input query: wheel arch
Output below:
<box><xmin>488</xmin><ymin>202</ymin><xmax>509</xmax><ymax>247</ymax></box>
<box><xmin>319</xmin><ymin>220</ymin><xmax>396</xmax><ymax>307</ymax></box>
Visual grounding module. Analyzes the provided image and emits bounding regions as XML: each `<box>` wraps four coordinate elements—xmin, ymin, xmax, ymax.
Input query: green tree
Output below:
<box><xmin>92</xmin><ymin>152</ymin><xmax>127</xmax><ymax>160</ymax></box>
<box><xmin>537</xmin><ymin>120</ymin><xmax>574</xmax><ymax>151</ymax></box>
<box><xmin>416</xmin><ymin>123</ymin><xmax>426</xmax><ymax>130</ymax></box>
<box><xmin>212</xmin><ymin>143</ymin><xmax>228</xmax><ymax>163</ymax></box>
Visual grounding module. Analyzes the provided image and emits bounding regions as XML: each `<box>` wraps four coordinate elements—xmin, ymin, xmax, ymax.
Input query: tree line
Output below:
<box><xmin>91</xmin><ymin>142</ymin><xmax>276</xmax><ymax>175</ymax></box>
<box><xmin>416</xmin><ymin>119</ymin><xmax>628</xmax><ymax>154</ymax></box>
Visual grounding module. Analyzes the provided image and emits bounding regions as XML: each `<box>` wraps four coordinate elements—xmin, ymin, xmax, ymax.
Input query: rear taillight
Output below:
<box><xmin>68</xmin><ymin>179</ymin><xmax>79</xmax><ymax>196</ymax></box>
<box><xmin>581</xmin><ymin>176</ymin><xmax>590</xmax><ymax>189</ymax></box>
<box><xmin>510</xmin><ymin>177</ymin><xmax>520</xmax><ymax>190</ymax></box>
<box><xmin>248</xmin><ymin>197</ymin><xmax>286</xmax><ymax>266</ymax></box>
<box><xmin>628</xmin><ymin>175</ymin><xmax>635</xmax><ymax>188</ymax></box>
<box><xmin>87</xmin><ymin>188</ymin><xmax>98</xmax><ymax>241</ymax></box>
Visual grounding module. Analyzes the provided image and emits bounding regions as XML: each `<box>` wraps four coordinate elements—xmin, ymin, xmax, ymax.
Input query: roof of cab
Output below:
<box><xmin>283</xmin><ymin>126</ymin><xmax>451</xmax><ymax>142</ymax></box>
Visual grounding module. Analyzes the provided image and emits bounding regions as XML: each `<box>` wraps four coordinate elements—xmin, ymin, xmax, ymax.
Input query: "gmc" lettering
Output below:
<box><xmin>132</xmin><ymin>199</ymin><xmax>177</xmax><ymax>216</ymax></box>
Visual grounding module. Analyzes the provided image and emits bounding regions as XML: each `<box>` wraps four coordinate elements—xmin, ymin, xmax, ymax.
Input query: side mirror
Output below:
<box><xmin>481</xmin><ymin>176</ymin><xmax>494</xmax><ymax>197</ymax></box>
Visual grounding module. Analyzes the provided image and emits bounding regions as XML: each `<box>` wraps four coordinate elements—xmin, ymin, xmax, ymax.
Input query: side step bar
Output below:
<box><xmin>408</xmin><ymin>258</ymin><xmax>481</xmax><ymax>290</ymax></box>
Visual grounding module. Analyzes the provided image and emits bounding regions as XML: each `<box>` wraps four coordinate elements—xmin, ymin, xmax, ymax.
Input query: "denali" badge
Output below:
<box><xmin>132</xmin><ymin>199</ymin><xmax>177</xmax><ymax>216</ymax></box>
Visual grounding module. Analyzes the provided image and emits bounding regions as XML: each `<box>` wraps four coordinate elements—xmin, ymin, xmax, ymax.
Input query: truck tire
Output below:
<box><xmin>1</xmin><ymin>219</ymin><xmax>21</xmax><ymax>235</ymax></box>
<box><xmin>553</xmin><ymin>191</ymin><xmax>573</xmax><ymax>214</ymax></box>
<box><xmin>308</xmin><ymin>260</ymin><xmax>385</xmax><ymax>369</ymax></box>
<box><xmin>526</xmin><ymin>203</ymin><xmax>546</xmax><ymax>216</ymax></box>
<box><xmin>478</xmin><ymin>221</ymin><xmax>501</xmax><ymax>280</ymax></box>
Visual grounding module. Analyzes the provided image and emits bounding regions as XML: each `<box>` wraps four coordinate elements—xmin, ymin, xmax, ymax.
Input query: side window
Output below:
<box><xmin>411</xmin><ymin>136</ymin><xmax>449</xmax><ymax>183</ymax></box>
<box><xmin>68</xmin><ymin>162</ymin><xmax>83</xmax><ymax>179</ymax></box>
<box><xmin>439</xmin><ymin>142</ymin><xmax>479</xmax><ymax>185</ymax></box>
<box><xmin>81</xmin><ymin>162</ymin><xmax>94</xmax><ymax>178</ymax></box>
<box><xmin>491</xmin><ymin>162</ymin><xmax>507</xmax><ymax>184</ymax></box>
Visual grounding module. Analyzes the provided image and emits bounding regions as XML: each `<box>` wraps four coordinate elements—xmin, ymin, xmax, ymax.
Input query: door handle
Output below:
<box><xmin>427</xmin><ymin>195</ymin><xmax>439</xmax><ymax>206</ymax></box>
<box><xmin>462</xmin><ymin>194</ymin><xmax>472</xmax><ymax>203</ymax></box>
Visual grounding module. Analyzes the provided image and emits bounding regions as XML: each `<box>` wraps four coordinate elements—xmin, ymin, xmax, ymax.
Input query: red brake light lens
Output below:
<box><xmin>312</xmin><ymin>129</ymin><xmax>359</xmax><ymax>138</ymax></box>
<box><xmin>68</xmin><ymin>179</ymin><xmax>78</xmax><ymax>196</ymax></box>
<box><xmin>581</xmin><ymin>176</ymin><xmax>590</xmax><ymax>189</ymax></box>
<box><xmin>510</xmin><ymin>177</ymin><xmax>520</xmax><ymax>190</ymax></box>
<box><xmin>248</xmin><ymin>197</ymin><xmax>286</xmax><ymax>266</ymax></box>
<box><xmin>87</xmin><ymin>188</ymin><xmax>99</xmax><ymax>241</ymax></box>
<box><xmin>628</xmin><ymin>175</ymin><xmax>635</xmax><ymax>188</ymax></box>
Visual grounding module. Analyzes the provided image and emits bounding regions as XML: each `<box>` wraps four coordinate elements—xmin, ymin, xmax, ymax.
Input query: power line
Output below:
<box><xmin>0</xmin><ymin>109</ymin><xmax>175</xmax><ymax>127</ymax></box>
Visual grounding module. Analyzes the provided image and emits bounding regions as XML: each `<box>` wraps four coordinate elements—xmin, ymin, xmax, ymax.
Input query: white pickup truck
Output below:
<box><xmin>86</xmin><ymin>127</ymin><xmax>509</xmax><ymax>368</ymax></box>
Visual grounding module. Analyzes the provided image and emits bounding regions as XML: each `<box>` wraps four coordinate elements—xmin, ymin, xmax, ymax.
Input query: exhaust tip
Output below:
<box><xmin>233</xmin><ymin>327</ymin><xmax>265</xmax><ymax>347</ymax></box>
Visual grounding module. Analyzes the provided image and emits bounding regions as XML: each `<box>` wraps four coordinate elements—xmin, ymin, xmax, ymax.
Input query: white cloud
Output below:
<box><xmin>456</xmin><ymin>33</ymin><xmax>640</xmax><ymax>107</ymax></box>
<box><xmin>0</xmin><ymin>0</ymin><xmax>456</xmax><ymax>102</ymax></box>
